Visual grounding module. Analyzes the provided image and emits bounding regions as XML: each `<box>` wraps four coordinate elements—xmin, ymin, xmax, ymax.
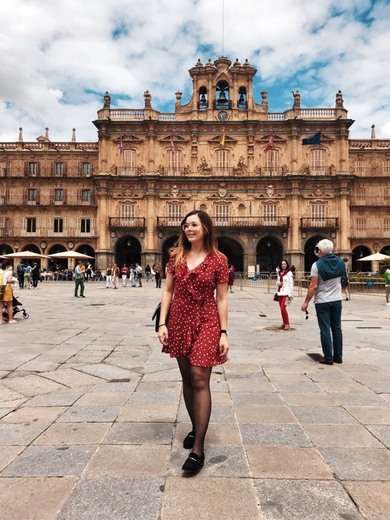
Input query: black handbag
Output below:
<box><xmin>152</xmin><ymin>302</ymin><xmax>170</xmax><ymax>332</ymax></box>
<box><xmin>273</xmin><ymin>293</ymin><xmax>279</xmax><ymax>302</ymax></box>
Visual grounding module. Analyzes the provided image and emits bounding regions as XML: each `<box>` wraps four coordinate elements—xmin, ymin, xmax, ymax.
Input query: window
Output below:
<box><xmin>356</xmin><ymin>187</ymin><xmax>366</xmax><ymax>200</ymax></box>
<box><xmin>53</xmin><ymin>218</ymin><xmax>63</xmax><ymax>233</ymax></box>
<box><xmin>311</xmin><ymin>203</ymin><xmax>327</xmax><ymax>225</ymax></box>
<box><xmin>263</xmin><ymin>203</ymin><xmax>278</xmax><ymax>225</ymax></box>
<box><xmin>356</xmin><ymin>218</ymin><xmax>366</xmax><ymax>231</ymax></box>
<box><xmin>383</xmin><ymin>161</ymin><xmax>390</xmax><ymax>174</ymax></box>
<box><xmin>26</xmin><ymin>217</ymin><xmax>36</xmax><ymax>233</ymax></box>
<box><xmin>384</xmin><ymin>218</ymin><xmax>390</xmax><ymax>232</ymax></box>
<box><xmin>216</xmin><ymin>149</ymin><xmax>229</xmax><ymax>174</ymax></box>
<box><xmin>54</xmin><ymin>189</ymin><xmax>64</xmax><ymax>202</ymax></box>
<box><xmin>120</xmin><ymin>203</ymin><xmax>135</xmax><ymax>226</ymax></box>
<box><xmin>81</xmin><ymin>218</ymin><xmax>91</xmax><ymax>233</ymax></box>
<box><xmin>123</xmin><ymin>150</ymin><xmax>136</xmax><ymax>174</ymax></box>
<box><xmin>265</xmin><ymin>150</ymin><xmax>279</xmax><ymax>176</ymax></box>
<box><xmin>310</xmin><ymin>150</ymin><xmax>326</xmax><ymax>175</ymax></box>
<box><xmin>81</xmin><ymin>189</ymin><xmax>91</xmax><ymax>203</ymax></box>
<box><xmin>215</xmin><ymin>204</ymin><xmax>230</xmax><ymax>225</ymax></box>
<box><xmin>79</xmin><ymin>162</ymin><xmax>92</xmax><ymax>176</ymax></box>
<box><xmin>354</xmin><ymin>160</ymin><xmax>365</xmax><ymax>174</ymax></box>
<box><xmin>54</xmin><ymin>162</ymin><xmax>65</xmax><ymax>176</ymax></box>
<box><xmin>168</xmin><ymin>204</ymin><xmax>182</xmax><ymax>225</ymax></box>
<box><xmin>27</xmin><ymin>189</ymin><xmax>37</xmax><ymax>202</ymax></box>
<box><xmin>168</xmin><ymin>150</ymin><xmax>181</xmax><ymax>175</ymax></box>
<box><xmin>28</xmin><ymin>162</ymin><xmax>38</xmax><ymax>176</ymax></box>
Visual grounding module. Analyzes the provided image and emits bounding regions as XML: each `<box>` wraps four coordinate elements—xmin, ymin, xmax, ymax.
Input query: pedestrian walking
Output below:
<box><xmin>157</xmin><ymin>209</ymin><xmax>229</xmax><ymax>474</ymax></box>
<box><xmin>301</xmin><ymin>239</ymin><xmax>345</xmax><ymax>365</ymax></box>
<box><xmin>384</xmin><ymin>267</ymin><xmax>390</xmax><ymax>306</ymax></box>
<box><xmin>121</xmin><ymin>264</ymin><xmax>129</xmax><ymax>287</ymax></box>
<box><xmin>106</xmin><ymin>265</ymin><xmax>113</xmax><ymax>288</ymax></box>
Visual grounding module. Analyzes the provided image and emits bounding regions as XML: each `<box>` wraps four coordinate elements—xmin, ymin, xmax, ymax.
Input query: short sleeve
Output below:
<box><xmin>167</xmin><ymin>256</ymin><xmax>176</xmax><ymax>275</ymax></box>
<box><xmin>215</xmin><ymin>255</ymin><xmax>228</xmax><ymax>284</ymax></box>
<box><xmin>311</xmin><ymin>262</ymin><xmax>318</xmax><ymax>277</ymax></box>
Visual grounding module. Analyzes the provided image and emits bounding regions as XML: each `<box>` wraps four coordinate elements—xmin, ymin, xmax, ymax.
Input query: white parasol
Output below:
<box><xmin>357</xmin><ymin>253</ymin><xmax>390</xmax><ymax>262</ymax></box>
<box><xmin>49</xmin><ymin>251</ymin><xmax>94</xmax><ymax>260</ymax></box>
<box><xmin>5</xmin><ymin>250</ymin><xmax>50</xmax><ymax>259</ymax></box>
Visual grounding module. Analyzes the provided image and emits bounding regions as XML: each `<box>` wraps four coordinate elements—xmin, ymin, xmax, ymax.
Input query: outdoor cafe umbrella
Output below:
<box><xmin>356</xmin><ymin>253</ymin><xmax>390</xmax><ymax>262</ymax></box>
<box><xmin>5</xmin><ymin>250</ymin><xmax>50</xmax><ymax>259</ymax></box>
<box><xmin>49</xmin><ymin>251</ymin><xmax>94</xmax><ymax>260</ymax></box>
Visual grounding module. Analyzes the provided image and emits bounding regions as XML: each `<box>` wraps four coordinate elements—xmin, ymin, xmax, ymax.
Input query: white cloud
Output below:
<box><xmin>0</xmin><ymin>0</ymin><xmax>389</xmax><ymax>141</ymax></box>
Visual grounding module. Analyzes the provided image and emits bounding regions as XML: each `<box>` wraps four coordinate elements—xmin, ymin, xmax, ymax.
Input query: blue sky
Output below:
<box><xmin>0</xmin><ymin>0</ymin><xmax>389</xmax><ymax>142</ymax></box>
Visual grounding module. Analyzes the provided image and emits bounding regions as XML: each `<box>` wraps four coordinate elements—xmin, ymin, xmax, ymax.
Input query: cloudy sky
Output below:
<box><xmin>0</xmin><ymin>0</ymin><xmax>389</xmax><ymax>142</ymax></box>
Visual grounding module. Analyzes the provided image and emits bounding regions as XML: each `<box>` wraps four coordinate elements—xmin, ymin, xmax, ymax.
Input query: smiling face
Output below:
<box><xmin>182</xmin><ymin>213</ymin><xmax>205</xmax><ymax>246</ymax></box>
<box><xmin>281</xmin><ymin>260</ymin><xmax>288</xmax><ymax>271</ymax></box>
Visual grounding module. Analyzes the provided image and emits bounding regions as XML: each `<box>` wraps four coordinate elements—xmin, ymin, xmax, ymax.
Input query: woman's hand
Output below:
<box><xmin>157</xmin><ymin>325</ymin><xmax>168</xmax><ymax>345</ymax></box>
<box><xmin>219</xmin><ymin>336</ymin><xmax>229</xmax><ymax>359</ymax></box>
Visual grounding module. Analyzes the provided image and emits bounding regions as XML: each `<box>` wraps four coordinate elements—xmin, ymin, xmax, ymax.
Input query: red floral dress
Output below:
<box><xmin>162</xmin><ymin>253</ymin><xmax>228</xmax><ymax>367</ymax></box>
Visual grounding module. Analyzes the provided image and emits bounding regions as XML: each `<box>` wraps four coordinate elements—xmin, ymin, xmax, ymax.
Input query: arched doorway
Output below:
<box><xmin>162</xmin><ymin>236</ymin><xmax>180</xmax><ymax>270</ymax></box>
<box><xmin>352</xmin><ymin>245</ymin><xmax>372</xmax><ymax>272</ymax></box>
<box><xmin>256</xmin><ymin>236</ymin><xmax>282</xmax><ymax>274</ymax></box>
<box><xmin>116</xmin><ymin>236</ymin><xmax>141</xmax><ymax>267</ymax></box>
<box><xmin>217</xmin><ymin>237</ymin><xmax>244</xmax><ymax>272</ymax></box>
<box><xmin>304</xmin><ymin>235</ymin><xmax>325</xmax><ymax>272</ymax></box>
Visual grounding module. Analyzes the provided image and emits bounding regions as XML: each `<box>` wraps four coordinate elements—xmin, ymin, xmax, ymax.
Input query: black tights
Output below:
<box><xmin>177</xmin><ymin>356</ymin><xmax>212</xmax><ymax>456</ymax></box>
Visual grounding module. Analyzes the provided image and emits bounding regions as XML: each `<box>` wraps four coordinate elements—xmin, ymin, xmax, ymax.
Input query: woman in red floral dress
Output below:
<box><xmin>158</xmin><ymin>210</ymin><xmax>229</xmax><ymax>473</ymax></box>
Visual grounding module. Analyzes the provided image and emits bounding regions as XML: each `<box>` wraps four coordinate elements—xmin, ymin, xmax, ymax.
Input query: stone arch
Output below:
<box><xmin>217</xmin><ymin>236</ymin><xmax>244</xmax><ymax>272</ymax></box>
<box><xmin>115</xmin><ymin>236</ymin><xmax>142</xmax><ymax>267</ymax></box>
<box><xmin>256</xmin><ymin>236</ymin><xmax>283</xmax><ymax>273</ymax></box>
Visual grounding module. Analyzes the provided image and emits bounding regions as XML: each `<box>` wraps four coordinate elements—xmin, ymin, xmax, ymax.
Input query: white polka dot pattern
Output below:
<box><xmin>162</xmin><ymin>253</ymin><xmax>228</xmax><ymax>367</ymax></box>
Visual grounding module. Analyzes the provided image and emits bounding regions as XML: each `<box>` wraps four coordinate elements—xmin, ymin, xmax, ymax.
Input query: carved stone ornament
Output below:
<box><xmin>219</xmin><ymin>188</ymin><xmax>227</xmax><ymax>197</ymax></box>
<box><xmin>266</xmin><ymin>185</ymin><xmax>275</xmax><ymax>197</ymax></box>
<box><xmin>171</xmin><ymin>185</ymin><xmax>179</xmax><ymax>197</ymax></box>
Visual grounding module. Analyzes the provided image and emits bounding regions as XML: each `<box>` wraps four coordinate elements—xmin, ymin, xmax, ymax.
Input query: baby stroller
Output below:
<box><xmin>2</xmin><ymin>294</ymin><xmax>29</xmax><ymax>321</ymax></box>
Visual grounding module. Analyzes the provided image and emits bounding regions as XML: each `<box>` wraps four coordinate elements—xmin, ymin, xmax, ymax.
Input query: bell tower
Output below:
<box><xmin>175</xmin><ymin>57</ymin><xmax>268</xmax><ymax>121</ymax></box>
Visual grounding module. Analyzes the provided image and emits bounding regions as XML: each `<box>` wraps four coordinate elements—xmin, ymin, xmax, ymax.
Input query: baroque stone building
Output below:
<box><xmin>1</xmin><ymin>56</ymin><xmax>389</xmax><ymax>273</ymax></box>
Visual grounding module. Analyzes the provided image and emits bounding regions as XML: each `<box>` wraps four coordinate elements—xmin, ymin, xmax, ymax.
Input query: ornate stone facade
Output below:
<box><xmin>1</xmin><ymin>57</ymin><xmax>389</xmax><ymax>273</ymax></box>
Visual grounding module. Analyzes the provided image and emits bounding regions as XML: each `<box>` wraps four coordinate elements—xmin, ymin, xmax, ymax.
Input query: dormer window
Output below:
<box><xmin>237</xmin><ymin>87</ymin><xmax>248</xmax><ymax>110</ymax></box>
<box><xmin>198</xmin><ymin>87</ymin><xmax>208</xmax><ymax>110</ymax></box>
<box><xmin>215</xmin><ymin>81</ymin><xmax>231</xmax><ymax>109</ymax></box>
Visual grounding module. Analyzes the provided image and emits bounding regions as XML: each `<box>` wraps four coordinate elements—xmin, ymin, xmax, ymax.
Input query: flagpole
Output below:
<box><xmin>221</xmin><ymin>0</ymin><xmax>225</xmax><ymax>56</ymax></box>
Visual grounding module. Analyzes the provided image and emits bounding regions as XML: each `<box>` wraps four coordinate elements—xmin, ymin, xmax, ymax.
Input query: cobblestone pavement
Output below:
<box><xmin>0</xmin><ymin>280</ymin><xmax>389</xmax><ymax>519</ymax></box>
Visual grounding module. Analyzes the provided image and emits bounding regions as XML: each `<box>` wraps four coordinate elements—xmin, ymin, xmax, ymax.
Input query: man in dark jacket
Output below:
<box><xmin>301</xmin><ymin>239</ymin><xmax>345</xmax><ymax>365</ymax></box>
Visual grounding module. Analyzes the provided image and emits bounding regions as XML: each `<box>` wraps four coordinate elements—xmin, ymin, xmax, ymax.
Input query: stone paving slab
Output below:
<box><xmin>57</xmin><ymin>476</ymin><xmax>164</xmax><ymax>520</ymax></box>
<box><xmin>0</xmin><ymin>283</ymin><xmax>389</xmax><ymax>519</ymax></box>
<box><xmin>0</xmin><ymin>477</ymin><xmax>77</xmax><ymax>520</ymax></box>
<box><xmin>254</xmin><ymin>479</ymin><xmax>364</xmax><ymax>520</ymax></box>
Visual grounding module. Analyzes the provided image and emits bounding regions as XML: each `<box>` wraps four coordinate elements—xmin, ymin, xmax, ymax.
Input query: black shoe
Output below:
<box><xmin>182</xmin><ymin>452</ymin><xmax>205</xmax><ymax>473</ymax></box>
<box><xmin>74</xmin><ymin>295</ymin><xmax>79</xmax><ymax>298</ymax></box>
<box><xmin>333</xmin><ymin>357</ymin><xmax>343</xmax><ymax>363</ymax></box>
<box><xmin>319</xmin><ymin>358</ymin><xmax>333</xmax><ymax>365</ymax></box>
<box><xmin>183</xmin><ymin>431</ymin><xmax>195</xmax><ymax>449</ymax></box>
<box><xmin>80</xmin><ymin>295</ymin><xmax>85</xmax><ymax>298</ymax></box>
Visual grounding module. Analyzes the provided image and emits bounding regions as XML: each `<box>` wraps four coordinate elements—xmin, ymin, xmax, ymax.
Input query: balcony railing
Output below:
<box><xmin>0</xmin><ymin>194</ymin><xmax>96</xmax><ymax>206</ymax></box>
<box><xmin>109</xmin><ymin>217</ymin><xmax>146</xmax><ymax>229</ymax></box>
<box><xmin>300</xmin><ymin>217</ymin><xmax>339</xmax><ymax>230</ymax></box>
<box><xmin>157</xmin><ymin>216</ymin><xmax>290</xmax><ymax>229</ymax></box>
<box><xmin>350</xmin><ymin>196</ymin><xmax>389</xmax><ymax>206</ymax></box>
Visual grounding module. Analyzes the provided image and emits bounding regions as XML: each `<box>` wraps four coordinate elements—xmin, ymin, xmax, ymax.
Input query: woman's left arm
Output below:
<box><xmin>216</xmin><ymin>282</ymin><xmax>229</xmax><ymax>357</ymax></box>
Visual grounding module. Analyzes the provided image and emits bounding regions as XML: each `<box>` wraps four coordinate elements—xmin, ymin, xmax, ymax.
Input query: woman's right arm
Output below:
<box><xmin>157</xmin><ymin>271</ymin><xmax>174</xmax><ymax>345</ymax></box>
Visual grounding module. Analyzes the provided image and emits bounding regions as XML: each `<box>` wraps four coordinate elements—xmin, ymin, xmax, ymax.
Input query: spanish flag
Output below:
<box><xmin>220</xmin><ymin>127</ymin><xmax>225</xmax><ymax>146</ymax></box>
<box><xmin>265</xmin><ymin>136</ymin><xmax>274</xmax><ymax>152</ymax></box>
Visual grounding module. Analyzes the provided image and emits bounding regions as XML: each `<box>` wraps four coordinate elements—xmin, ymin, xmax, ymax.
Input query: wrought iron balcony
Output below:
<box><xmin>300</xmin><ymin>217</ymin><xmax>339</xmax><ymax>230</ymax></box>
<box><xmin>157</xmin><ymin>216</ymin><xmax>290</xmax><ymax>230</ymax></box>
<box><xmin>109</xmin><ymin>217</ymin><xmax>146</xmax><ymax>229</ymax></box>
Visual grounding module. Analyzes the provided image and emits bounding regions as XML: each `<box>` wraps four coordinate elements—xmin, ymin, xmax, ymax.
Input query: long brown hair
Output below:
<box><xmin>174</xmin><ymin>209</ymin><xmax>222</xmax><ymax>265</ymax></box>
